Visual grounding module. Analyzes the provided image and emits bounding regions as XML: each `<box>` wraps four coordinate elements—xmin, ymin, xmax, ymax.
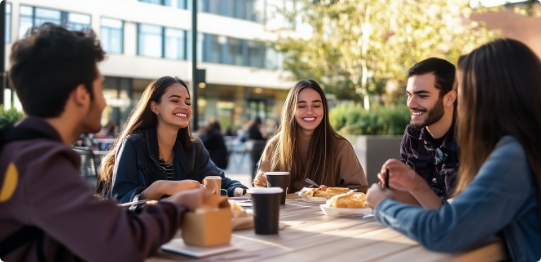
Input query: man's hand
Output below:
<box><xmin>366</xmin><ymin>184</ymin><xmax>394</xmax><ymax>209</ymax></box>
<box><xmin>142</xmin><ymin>180</ymin><xmax>202</xmax><ymax>200</ymax></box>
<box><xmin>378</xmin><ymin>159</ymin><xmax>443</xmax><ymax>210</ymax></box>
<box><xmin>162</xmin><ymin>180</ymin><xmax>201</xmax><ymax>195</ymax></box>
<box><xmin>164</xmin><ymin>188</ymin><xmax>221</xmax><ymax>211</ymax></box>
<box><xmin>378</xmin><ymin>159</ymin><xmax>422</xmax><ymax>192</ymax></box>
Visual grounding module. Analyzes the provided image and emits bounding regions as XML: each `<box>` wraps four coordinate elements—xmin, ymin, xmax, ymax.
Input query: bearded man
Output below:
<box><xmin>377</xmin><ymin>58</ymin><xmax>459</xmax><ymax>208</ymax></box>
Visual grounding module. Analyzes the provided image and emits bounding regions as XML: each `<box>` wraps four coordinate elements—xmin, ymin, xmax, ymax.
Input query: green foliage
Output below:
<box><xmin>272</xmin><ymin>0</ymin><xmax>500</xmax><ymax>107</ymax></box>
<box><xmin>329</xmin><ymin>104</ymin><xmax>410</xmax><ymax>135</ymax></box>
<box><xmin>0</xmin><ymin>106</ymin><xmax>24</xmax><ymax>126</ymax></box>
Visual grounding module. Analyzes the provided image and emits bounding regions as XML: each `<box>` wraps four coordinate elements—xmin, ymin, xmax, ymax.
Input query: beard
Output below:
<box><xmin>82</xmin><ymin>100</ymin><xmax>104</xmax><ymax>134</ymax></box>
<box><xmin>410</xmin><ymin>97</ymin><xmax>445</xmax><ymax>129</ymax></box>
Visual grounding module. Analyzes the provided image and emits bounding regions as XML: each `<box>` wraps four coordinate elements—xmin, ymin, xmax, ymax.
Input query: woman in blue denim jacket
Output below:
<box><xmin>96</xmin><ymin>76</ymin><xmax>247</xmax><ymax>203</ymax></box>
<box><xmin>366</xmin><ymin>39</ymin><xmax>541</xmax><ymax>262</ymax></box>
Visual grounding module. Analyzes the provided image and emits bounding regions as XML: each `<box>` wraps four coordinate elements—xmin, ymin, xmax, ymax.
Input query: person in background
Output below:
<box><xmin>366</xmin><ymin>38</ymin><xmax>541</xmax><ymax>262</ymax></box>
<box><xmin>379</xmin><ymin>57</ymin><xmax>458</xmax><ymax>209</ymax></box>
<box><xmin>201</xmin><ymin>118</ymin><xmax>229</xmax><ymax>169</ymax></box>
<box><xmin>247</xmin><ymin>117</ymin><xmax>265</xmax><ymax>140</ymax></box>
<box><xmin>97</xmin><ymin>76</ymin><xmax>248</xmax><ymax>203</ymax></box>
<box><xmin>254</xmin><ymin>80</ymin><xmax>368</xmax><ymax>193</ymax></box>
<box><xmin>225</xmin><ymin>126</ymin><xmax>237</xmax><ymax>137</ymax></box>
<box><xmin>104</xmin><ymin>120</ymin><xmax>118</xmax><ymax>138</ymax></box>
<box><xmin>245</xmin><ymin>117</ymin><xmax>267</xmax><ymax>180</ymax></box>
<box><xmin>0</xmin><ymin>23</ymin><xmax>220</xmax><ymax>261</ymax></box>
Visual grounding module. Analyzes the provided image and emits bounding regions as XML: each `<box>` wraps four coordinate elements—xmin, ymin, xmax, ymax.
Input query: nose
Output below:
<box><xmin>407</xmin><ymin>97</ymin><xmax>417</xmax><ymax>109</ymax></box>
<box><xmin>305</xmin><ymin>106</ymin><xmax>314</xmax><ymax>115</ymax></box>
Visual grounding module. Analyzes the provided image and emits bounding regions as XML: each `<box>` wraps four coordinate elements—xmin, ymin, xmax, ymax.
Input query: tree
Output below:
<box><xmin>272</xmin><ymin>0</ymin><xmax>498</xmax><ymax>109</ymax></box>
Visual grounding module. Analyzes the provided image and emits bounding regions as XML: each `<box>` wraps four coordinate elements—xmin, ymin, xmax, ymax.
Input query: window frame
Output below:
<box><xmin>100</xmin><ymin>17</ymin><xmax>124</xmax><ymax>54</ymax></box>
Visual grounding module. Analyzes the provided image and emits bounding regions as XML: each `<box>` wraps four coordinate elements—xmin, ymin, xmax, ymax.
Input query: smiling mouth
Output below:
<box><xmin>174</xmin><ymin>113</ymin><xmax>187</xmax><ymax>118</ymax></box>
<box><xmin>303</xmin><ymin>117</ymin><xmax>316</xmax><ymax>121</ymax></box>
<box><xmin>410</xmin><ymin>110</ymin><xmax>426</xmax><ymax>118</ymax></box>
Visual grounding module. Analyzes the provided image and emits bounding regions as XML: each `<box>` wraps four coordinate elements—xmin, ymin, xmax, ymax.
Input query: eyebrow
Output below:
<box><xmin>406</xmin><ymin>90</ymin><xmax>431</xmax><ymax>95</ymax></box>
<box><xmin>297</xmin><ymin>99</ymin><xmax>322</xmax><ymax>103</ymax></box>
<box><xmin>169</xmin><ymin>95</ymin><xmax>189</xmax><ymax>98</ymax></box>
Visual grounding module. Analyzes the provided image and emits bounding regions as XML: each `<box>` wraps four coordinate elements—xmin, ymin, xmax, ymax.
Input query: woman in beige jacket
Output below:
<box><xmin>253</xmin><ymin>80</ymin><xmax>368</xmax><ymax>193</ymax></box>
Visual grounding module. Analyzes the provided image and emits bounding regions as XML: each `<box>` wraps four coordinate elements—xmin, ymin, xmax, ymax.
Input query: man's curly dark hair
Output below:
<box><xmin>9</xmin><ymin>23</ymin><xmax>105</xmax><ymax>118</ymax></box>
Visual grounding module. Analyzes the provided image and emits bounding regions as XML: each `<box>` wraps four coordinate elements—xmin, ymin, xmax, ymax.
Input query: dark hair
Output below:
<box><xmin>254</xmin><ymin>117</ymin><xmax>262</xmax><ymax>125</ymax></box>
<box><xmin>8</xmin><ymin>23</ymin><xmax>105</xmax><ymax>117</ymax></box>
<box><xmin>454</xmin><ymin>38</ymin><xmax>541</xmax><ymax>220</ymax></box>
<box><xmin>205</xmin><ymin>118</ymin><xmax>221</xmax><ymax>135</ymax></box>
<box><xmin>97</xmin><ymin>76</ymin><xmax>192</xmax><ymax>198</ymax></box>
<box><xmin>407</xmin><ymin>57</ymin><xmax>456</xmax><ymax>99</ymax></box>
<box><xmin>262</xmin><ymin>79</ymin><xmax>345</xmax><ymax>192</ymax></box>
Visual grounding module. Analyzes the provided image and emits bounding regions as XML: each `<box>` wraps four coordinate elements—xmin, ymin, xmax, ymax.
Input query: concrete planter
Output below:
<box><xmin>345</xmin><ymin>135</ymin><xmax>402</xmax><ymax>185</ymax></box>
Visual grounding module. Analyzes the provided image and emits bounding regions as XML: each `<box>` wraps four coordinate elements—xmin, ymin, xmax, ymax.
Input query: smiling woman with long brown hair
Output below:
<box><xmin>366</xmin><ymin>39</ymin><xmax>541</xmax><ymax>262</ymax></box>
<box><xmin>253</xmin><ymin>80</ymin><xmax>368</xmax><ymax>193</ymax></box>
<box><xmin>96</xmin><ymin>76</ymin><xmax>247</xmax><ymax>203</ymax></box>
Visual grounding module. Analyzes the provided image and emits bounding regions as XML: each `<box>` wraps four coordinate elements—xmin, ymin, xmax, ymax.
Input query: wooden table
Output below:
<box><xmin>149</xmin><ymin>196</ymin><xmax>506</xmax><ymax>261</ymax></box>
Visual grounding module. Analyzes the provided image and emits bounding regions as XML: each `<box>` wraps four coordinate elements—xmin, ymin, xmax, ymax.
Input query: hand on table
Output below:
<box><xmin>162</xmin><ymin>180</ymin><xmax>201</xmax><ymax>195</ymax></box>
<box><xmin>142</xmin><ymin>180</ymin><xmax>201</xmax><ymax>200</ymax></box>
<box><xmin>164</xmin><ymin>188</ymin><xmax>221</xmax><ymax>211</ymax></box>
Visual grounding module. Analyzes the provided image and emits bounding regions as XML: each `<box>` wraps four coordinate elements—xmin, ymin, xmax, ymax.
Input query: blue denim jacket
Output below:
<box><xmin>400</xmin><ymin>122</ymin><xmax>459</xmax><ymax>199</ymax></box>
<box><xmin>111</xmin><ymin>128</ymin><xmax>247</xmax><ymax>203</ymax></box>
<box><xmin>376</xmin><ymin>136</ymin><xmax>541</xmax><ymax>262</ymax></box>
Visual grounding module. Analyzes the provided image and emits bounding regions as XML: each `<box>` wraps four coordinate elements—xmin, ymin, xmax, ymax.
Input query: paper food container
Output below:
<box><xmin>181</xmin><ymin>197</ymin><xmax>232</xmax><ymax>247</ymax></box>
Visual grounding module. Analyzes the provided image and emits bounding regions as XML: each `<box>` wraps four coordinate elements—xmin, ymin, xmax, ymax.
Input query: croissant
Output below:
<box><xmin>328</xmin><ymin>192</ymin><xmax>370</xmax><ymax>208</ymax></box>
<box><xmin>313</xmin><ymin>187</ymin><xmax>350</xmax><ymax>198</ymax></box>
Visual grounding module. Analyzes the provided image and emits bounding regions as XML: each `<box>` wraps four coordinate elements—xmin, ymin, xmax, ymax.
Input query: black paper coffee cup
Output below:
<box><xmin>265</xmin><ymin>172</ymin><xmax>289</xmax><ymax>205</ymax></box>
<box><xmin>248</xmin><ymin>187</ymin><xmax>283</xmax><ymax>235</ymax></box>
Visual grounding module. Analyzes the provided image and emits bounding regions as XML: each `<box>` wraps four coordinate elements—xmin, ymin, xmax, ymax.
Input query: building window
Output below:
<box><xmin>165</xmin><ymin>28</ymin><xmax>186</xmax><ymax>59</ymax></box>
<box><xmin>200</xmin><ymin>0</ymin><xmax>258</xmax><ymax>22</ymax></box>
<box><xmin>19</xmin><ymin>5</ymin><xmax>91</xmax><ymax>39</ymax></box>
<box><xmin>200</xmin><ymin>33</ymin><xmax>266</xmax><ymax>68</ymax></box>
<box><xmin>247</xmin><ymin>40</ymin><xmax>265</xmax><ymax>68</ymax></box>
<box><xmin>138</xmin><ymin>24</ymin><xmax>187</xmax><ymax>60</ymax></box>
<box><xmin>101</xmin><ymin>18</ymin><xmax>124</xmax><ymax>54</ymax></box>
<box><xmin>5</xmin><ymin>3</ymin><xmax>11</xmax><ymax>43</ymax></box>
<box><xmin>203</xmin><ymin>34</ymin><xmax>223</xmax><ymax>63</ymax></box>
<box><xmin>138</xmin><ymin>24</ymin><xmax>163</xmax><ymax>58</ymax></box>
<box><xmin>164</xmin><ymin>0</ymin><xmax>187</xmax><ymax>9</ymax></box>
<box><xmin>227</xmin><ymin>38</ymin><xmax>243</xmax><ymax>66</ymax></box>
<box><xmin>140</xmin><ymin>0</ymin><xmax>187</xmax><ymax>9</ymax></box>
<box><xmin>67</xmin><ymin>12</ymin><xmax>91</xmax><ymax>31</ymax></box>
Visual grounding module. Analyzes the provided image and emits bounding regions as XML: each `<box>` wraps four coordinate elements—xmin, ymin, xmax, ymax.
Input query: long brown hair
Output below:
<box><xmin>454</xmin><ymin>39</ymin><xmax>541</xmax><ymax>217</ymax></box>
<box><xmin>96</xmin><ymin>76</ymin><xmax>193</xmax><ymax>198</ymax></box>
<box><xmin>263</xmin><ymin>80</ymin><xmax>344</xmax><ymax>192</ymax></box>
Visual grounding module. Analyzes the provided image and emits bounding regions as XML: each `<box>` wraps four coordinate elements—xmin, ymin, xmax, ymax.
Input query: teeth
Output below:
<box><xmin>411</xmin><ymin>112</ymin><xmax>424</xmax><ymax>116</ymax></box>
<box><xmin>174</xmin><ymin>113</ymin><xmax>187</xmax><ymax>117</ymax></box>
<box><xmin>304</xmin><ymin>117</ymin><xmax>315</xmax><ymax>121</ymax></box>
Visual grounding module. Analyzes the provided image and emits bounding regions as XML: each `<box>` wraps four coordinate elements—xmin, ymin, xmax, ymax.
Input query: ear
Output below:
<box><xmin>149</xmin><ymin>101</ymin><xmax>158</xmax><ymax>114</ymax></box>
<box><xmin>72</xmin><ymin>84</ymin><xmax>91</xmax><ymax>108</ymax></box>
<box><xmin>444</xmin><ymin>90</ymin><xmax>457</xmax><ymax>107</ymax></box>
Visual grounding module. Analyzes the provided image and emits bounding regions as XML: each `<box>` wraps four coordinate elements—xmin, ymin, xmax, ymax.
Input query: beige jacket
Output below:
<box><xmin>254</xmin><ymin>138</ymin><xmax>368</xmax><ymax>193</ymax></box>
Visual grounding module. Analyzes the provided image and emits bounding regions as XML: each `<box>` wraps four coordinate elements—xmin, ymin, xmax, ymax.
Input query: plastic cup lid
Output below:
<box><xmin>264</xmin><ymin>172</ymin><xmax>289</xmax><ymax>176</ymax></box>
<box><xmin>247</xmin><ymin>187</ymin><xmax>284</xmax><ymax>194</ymax></box>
